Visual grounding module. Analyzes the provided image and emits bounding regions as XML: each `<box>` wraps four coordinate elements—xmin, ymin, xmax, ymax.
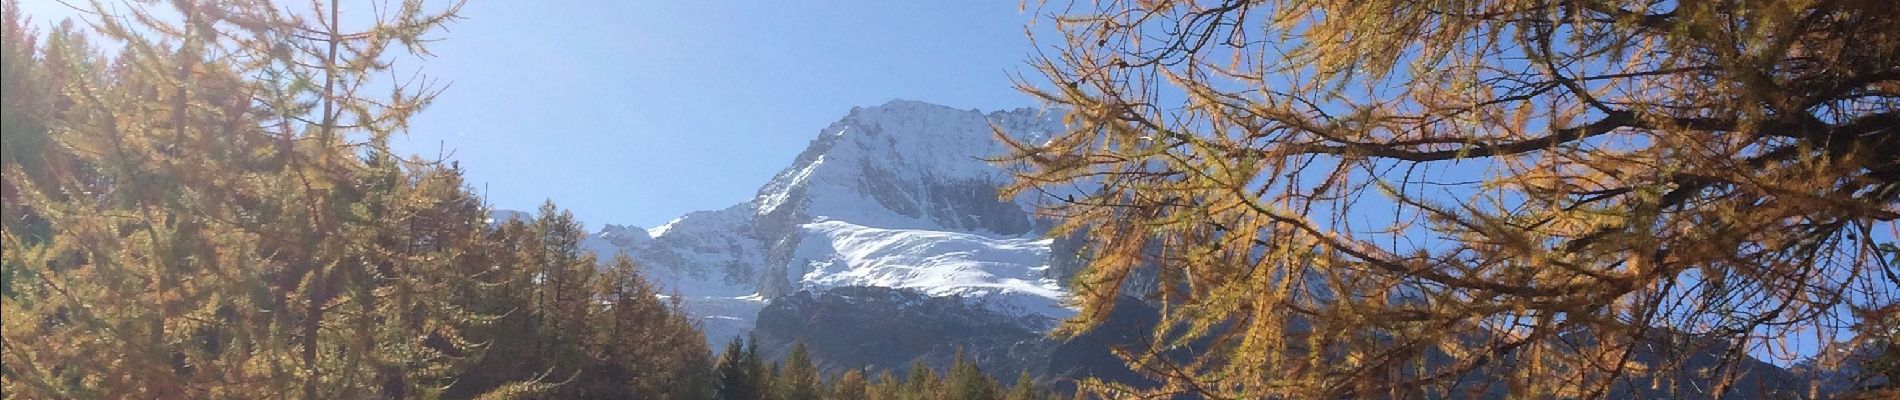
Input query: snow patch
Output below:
<box><xmin>647</xmin><ymin>217</ymin><xmax>683</xmax><ymax>238</ymax></box>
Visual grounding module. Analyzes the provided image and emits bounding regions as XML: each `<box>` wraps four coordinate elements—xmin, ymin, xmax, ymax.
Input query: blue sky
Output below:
<box><xmin>21</xmin><ymin>1</ymin><xmax>1057</xmax><ymax>228</ymax></box>
<box><xmin>390</xmin><ymin>2</ymin><xmax>1059</xmax><ymax>228</ymax></box>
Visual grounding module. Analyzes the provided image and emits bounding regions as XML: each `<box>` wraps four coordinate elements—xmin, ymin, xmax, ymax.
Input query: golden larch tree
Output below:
<box><xmin>1003</xmin><ymin>0</ymin><xmax>1898</xmax><ymax>398</ymax></box>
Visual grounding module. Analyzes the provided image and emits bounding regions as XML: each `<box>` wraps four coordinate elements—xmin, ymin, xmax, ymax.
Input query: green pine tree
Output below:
<box><xmin>717</xmin><ymin>336</ymin><xmax>761</xmax><ymax>400</ymax></box>
<box><xmin>944</xmin><ymin>349</ymin><xmax>997</xmax><ymax>400</ymax></box>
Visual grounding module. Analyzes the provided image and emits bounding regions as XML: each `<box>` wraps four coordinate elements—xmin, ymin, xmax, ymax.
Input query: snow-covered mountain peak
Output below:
<box><xmin>571</xmin><ymin>100</ymin><xmax>1071</xmax><ymax>343</ymax></box>
<box><xmin>752</xmin><ymin>100</ymin><xmax>1063</xmax><ymax>236</ymax></box>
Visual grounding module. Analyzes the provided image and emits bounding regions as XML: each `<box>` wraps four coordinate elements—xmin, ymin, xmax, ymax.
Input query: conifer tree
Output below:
<box><xmin>598</xmin><ymin>253</ymin><xmax>664</xmax><ymax>396</ymax></box>
<box><xmin>628</xmin><ymin>267</ymin><xmax>717</xmax><ymax>400</ymax></box>
<box><xmin>868</xmin><ymin>370</ymin><xmax>903</xmax><ymax>400</ymax></box>
<box><xmin>779</xmin><ymin>341</ymin><xmax>823</xmax><ymax>400</ymax></box>
<box><xmin>2</xmin><ymin>1</ymin><xmax>724</xmax><ymax>399</ymax></box>
<box><xmin>518</xmin><ymin>204</ymin><xmax>602</xmax><ymax>399</ymax></box>
<box><xmin>662</xmin><ymin>290</ymin><xmax>720</xmax><ymax>400</ymax></box>
<box><xmin>0</xmin><ymin>0</ymin><xmax>520</xmax><ymax>397</ymax></box>
<box><xmin>749</xmin><ymin>336</ymin><xmax>781</xmax><ymax>400</ymax></box>
<box><xmin>903</xmin><ymin>360</ymin><xmax>941</xmax><ymax>400</ymax></box>
<box><xmin>717</xmin><ymin>336</ymin><xmax>762</xmax><ymax>400</ymax></box>
<box><xmin>944</xmin><ymin>349</ymin><xmax>997</xmax><ymax>400</ymax></box>
<box><xmin>444</xmin><ymin>217</ymin><xmax>551</xmax><ymax>398</ymax></box>
<box><xmin>829</xmin><ymin>368</ymin><xmax>870</xmax><ymax>400</ymax></box>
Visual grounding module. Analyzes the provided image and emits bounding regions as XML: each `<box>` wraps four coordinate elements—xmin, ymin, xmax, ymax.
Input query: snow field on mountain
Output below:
<box><xmin>793</xmin><ymin>220</ymin><xmax>1071</xmax><ymax>318</ymax></box>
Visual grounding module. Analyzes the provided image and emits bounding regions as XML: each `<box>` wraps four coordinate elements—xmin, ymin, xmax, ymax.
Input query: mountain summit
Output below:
<box><xmin>575</xmin><ymin>100</ymin><xmax>1071</xmax><ymax>343</ymax></box>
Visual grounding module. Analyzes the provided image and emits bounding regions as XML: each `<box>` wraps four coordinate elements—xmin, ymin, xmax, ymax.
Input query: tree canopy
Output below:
<box><xmin>1006</xmin><ymin>0</ymin><xmax>1898</xmax><ymax>398</ymax></box>
<box><xmin>0</xmin><ymin>1</ymin><xmax>714</xmax><ymax>398</ymax></box>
